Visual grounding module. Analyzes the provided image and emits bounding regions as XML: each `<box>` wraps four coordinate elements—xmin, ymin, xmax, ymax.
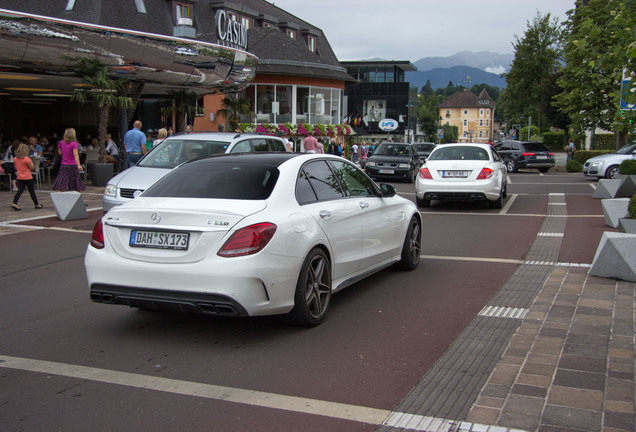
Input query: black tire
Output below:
<box><xmin>287</xmin><ymin>248</ymin><xmax>332</xmax><ymax>327</ymax></box>
<box><xmin>506</xmin><ymin>159</ymin><xmax>517</xmax><ymax>173</ymax></box>
<box><xmin>416</xmin><ymin>195</ymin><xmax>431</xmax><ymax>208</ymax></box>
<box><xmin>489</xmin><ymin>192</ymin><xmax>503</xmax><ymax>209</ymax></box>
<box><xmin>538</xmin><ymin>167</ymin><xmax>550</xmax><ymax>173</ymax></box>
<box><xmin>396</xmin><ymin>217</ymin><xmax>421</xmax><ymax>270</ymax></box>
<box><xmin>606</xmin><ymin>165</ymin><xmax>619</xmax><ymax>179</ymax></box>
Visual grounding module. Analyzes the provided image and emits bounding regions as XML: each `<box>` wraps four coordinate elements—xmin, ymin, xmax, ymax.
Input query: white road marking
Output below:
<box><xmin>0</xmin><ymin>355</ymin><xmax>527</xmax><ymax>431</ymax></box>
<box><xmin>420</xmin><ymin>255</ymin><xmax>524</xmax><ymax>265</ymax></box>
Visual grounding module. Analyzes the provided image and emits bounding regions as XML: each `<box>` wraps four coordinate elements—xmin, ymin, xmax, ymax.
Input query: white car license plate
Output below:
<box><xmin>535</xmin><ymin>155</ymin><xmax>547</xmax><ymax>159</ymax></box>
<box><xmin>442</xmin><ymin>170</ymin><xmax>469</xmax><ymax>178</ymax></box>
<box><xmin>130</xmin><ymin>230</ymin><xmax>189</xmax><ymax>250</ymax></box>
<box><xmin>379</xmin><ymin>169</ymin><xmax>395</xmax><ymax>174</ymax></box>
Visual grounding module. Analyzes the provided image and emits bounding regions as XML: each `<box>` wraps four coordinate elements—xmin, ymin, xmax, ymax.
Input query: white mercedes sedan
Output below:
<box><xmin>86</xmin><ymin>153</ymin><xmax>422</xmax><ymax>326</ymax></box>
<box><xmin>415</xmin><ymin>143</ymin><xmax>508</xmax><ymax>208</ymax></box>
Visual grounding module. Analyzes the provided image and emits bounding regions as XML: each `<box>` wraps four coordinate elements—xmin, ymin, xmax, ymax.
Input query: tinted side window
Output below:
<box><xmin>329</xmin><ymin>160</ymin><xmax>376</xmax><ymax>197</ymax></box>
<box><xmin>251</xmin><ymin>138</ymin><xmax>268</xmax><ymax>152</ymax></box>
<box><xmin>230</xmin><ymin>140</ymin><xmax>251</xmax><ymax>153</ymax></box>
<box><xmin>511</xmin><ymin>143</ymin><xmax>521</xmax><ymax>151</ymax></box>
<box><xmin>268</xmin><ymin>139</ymin><xmax>286</xmax><ymax>152</ymax></box>
<box><xmin>296</xmin><ymin>160</ymin><xmax>345</xmax><ymax>204</ymax></box>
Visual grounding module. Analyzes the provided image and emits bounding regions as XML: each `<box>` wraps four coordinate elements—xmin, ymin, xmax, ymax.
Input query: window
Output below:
<box><xmin>287</xmin><ymin>29</ymin><xmax>296</xmax><ymax>40</ymax></box>
<box><xmin>480</xmin><ymin>109</ymin><xmax>484</xmax><ymax>116</ymax></box>
<box><xmin>463</xmin><ymin>120</ymin><xmax>468</xmax><ymax>127</ymax></box>
<box><xmin>297</xmin><ymin>161</ymin><xmax>345</xmax><ymax>204</ymax></box>
<box><xmin>134</xmin><ymin>0</ymin><xmax>147</xmax><ymax>13</ymax></box>
<box><xmin>307</xmin><ymin>35</ymin><xmax>316</xmax><ymax>53</ymax></box>
<box><xmin>479</xmin><ymin>120</ymin><xmax>483</xmax><ymax>126</ymax></box>
<box><xmin>463</xmin><ymin>110</ymin><xmax>468</xmax><ymax>115</ymax></box>
<box><xmin>176</xmin><ymin>3</ymin><xmax>191</xmax><ymax>19</ymax></box>
<box><xmin>241</xmin><ymin>16</ymin><xmax>252</xmax><ymax>29</ymax></box>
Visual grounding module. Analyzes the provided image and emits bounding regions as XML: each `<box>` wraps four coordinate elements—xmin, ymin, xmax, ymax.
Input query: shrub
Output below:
<box><xmin>566</xmin><ymin>160</ymin><xmax>582</xmax><ymax>173</ymax></box>
<box><xmin>630</xmin><ymin>194</ymin><xmax>636</xmax><ymax>219</ymax></box>
<box><xmin>542</xmin><ymin>132</ymin><xmax>565</xmax><ymax>151</ymax></box>
<box><xmin>618</xmin><ymin>159</ymin><xmax>636</xmax><ymax>175</ymax></box>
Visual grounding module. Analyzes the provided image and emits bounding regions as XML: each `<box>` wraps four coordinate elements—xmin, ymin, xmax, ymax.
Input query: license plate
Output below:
<box><xmin>130</xmin><ymin>230</ymin><xmax>189</xmax><ymax>250</ymax></box>
<box><xmin>535</xmin><ymin>155</ymin><xmax>547</xmax><ymax>159</ymax></box>
<box><xmin>442</xmin><ymin>170</ymin><xmax>469</xmax><ymax>178</ymax></box>
<box><xmin>379</xmin><ymin>169</ymin><xmax>394</xmax><ymax>174</ymax></box>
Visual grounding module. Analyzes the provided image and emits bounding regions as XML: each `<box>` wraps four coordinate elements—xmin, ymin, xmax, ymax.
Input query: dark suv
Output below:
<box><xmin>494</xmin><ymin>140</ymin><xmax>555</xmax><ymax>173</ymax></box>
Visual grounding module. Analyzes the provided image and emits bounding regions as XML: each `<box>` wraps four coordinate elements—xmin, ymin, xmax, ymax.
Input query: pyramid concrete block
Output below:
<box><xmin>618</xmin><ymin>218</ymin><xmax>636</xmax><ymax>234</ymax></box>
<box><xmin>51</xmin><ymin>191</ymin><xmax>88</xmax><ymax>221</ymax></box>
<box><xmin>615</xmin><ymin>175</ymin><xmax>636</xmax><ymax>198</ymax></box>
<box><xmin>593</xmin><ymin>179</ymin><xmax>621</xmax><ymax>199</ymax></box>
<box><xmin>590</xmin><ymin>232</ymin><xmax>636</xmax><ymax>282</ymax></box>
<box><xmin>602</xmin><ymin>198</ymin><xmax>630</xmax><ymax>228</ymax></box>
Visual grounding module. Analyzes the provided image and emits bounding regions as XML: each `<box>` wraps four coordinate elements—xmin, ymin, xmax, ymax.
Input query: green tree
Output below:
<box><xmin>71</xmin><ymin>57</ymin><xmax>134</xmax><ymax>162</ymax></box>
<box><xmin>162</xmin><ymin>89</ymin><xmax>200</xmax><ymax>133</ymax></box>
<box><xmin>504</xmin><ymin>12</ymin><xmax>562</xmax><ymax>131</ymax></box>
<box><xmin>440</xmin><ymin>124</ymin><xmax>459</xmax><ymax>143</ymax></box>
<box><xmin>216</xmin><ymin>93</ymin><xmax>254</xmax><ymax>131</ymax></box>
<box><xmin>555</xmin><ymin>0</ymin><xmax>636</xmax><ymax>148</ymax></box>
<box><xmin>417</xmin><ymin>94</ymin><xmax>443</xmax><ymax>140</ymax></box>
<box><xmin>420</xmin><ymin>80</ymin><xmax>434</xmax><ymax>96</ymax></box>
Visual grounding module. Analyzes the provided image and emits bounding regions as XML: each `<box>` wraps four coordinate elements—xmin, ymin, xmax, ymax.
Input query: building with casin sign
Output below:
<box><xmin>0</xmin><ymin>1</ymin><xmax>353</xmax><ymax>150</ymax></box>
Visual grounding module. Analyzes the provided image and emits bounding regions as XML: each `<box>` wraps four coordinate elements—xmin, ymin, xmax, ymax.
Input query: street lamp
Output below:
<box><xmin>406</xmin><ymin>102</ymin><xmax>414</xmax><ymax>142</ymax></box>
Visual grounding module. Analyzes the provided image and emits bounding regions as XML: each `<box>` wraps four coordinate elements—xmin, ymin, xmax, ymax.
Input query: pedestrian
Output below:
<box><xmin>104</xmin><ymin>133</ymin><xmax>119</xmax><ymax>162</ymax></box>
<box><xmin>351</xmin><ymin>142</ymin><xmax>359</xmax><ymax>163</ymax></box>
<box><xmin>124</xmin><ymin>120</ymin><xmax>146</xmax><ymax>168</ymax></box>
<box><xmin>565</xmin><ymin>139</ymin><xmax>576</xmax><ymax>161</ymax></box>
<box><xmin>52</xmin><ymin>128</ymin><xmax>85</xmax><ymax>192</ymax></box>
<box><xmin>10</xmin><ymin>142</ymin><xmax>42</xmax><ymax>210</ymax></box>
<box><xmin>153</xmin><ymin>128</ymin><xmax>168</xmax><ymax>148</ymax></box>
<box><xmin>303</xmin><ymin>131</ymin><xmax>318</xmax><ymax>153</ymax></box>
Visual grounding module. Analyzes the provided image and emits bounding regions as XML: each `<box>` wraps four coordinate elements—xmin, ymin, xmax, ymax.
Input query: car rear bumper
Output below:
<box><xmin>518</xmin><ymin>160</ymin><xmax>555</xmax><ymax>169</ymax></box>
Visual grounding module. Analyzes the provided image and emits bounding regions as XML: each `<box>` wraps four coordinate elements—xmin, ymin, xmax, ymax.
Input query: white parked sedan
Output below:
<box><xmin>415</xmin><ymin>143</ymin><xmax>507</xmax><ymax>208</ymax></box>
<box><xmin>86</xmin><ymin>153</ymin><xmax>422</xmax><ymax>326</ymax></box>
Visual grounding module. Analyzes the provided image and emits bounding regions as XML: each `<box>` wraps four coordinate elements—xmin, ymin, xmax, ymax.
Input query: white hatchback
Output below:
<box><xmin>86</xmin><ymin>153</ymin><xmax>422</xmax><ymax>326</ymax></box>
<box><xmin>103</xmin><ymin>132</ymin><xmax>289</xmax><ymax>211</ymax></box>
<box><xmin>415</xmin><ymin>143</ymin><xmax>508</xmax><ymax>208</ymax></box>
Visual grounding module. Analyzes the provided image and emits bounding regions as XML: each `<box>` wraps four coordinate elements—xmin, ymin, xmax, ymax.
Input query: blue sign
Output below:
<box><xmin>621</xmin><ymin>77</ymin><xmax>634</xmax><ymax>110</ymax></box>
<box><xmin>437</xmin><ymin>129</ymin><xmax>444</xmax><ymax>139</ymax></box>
<box><xmin>379</xmin><ymin>118</ymin><xmax>399</xmax><ymax>131</ymax></box>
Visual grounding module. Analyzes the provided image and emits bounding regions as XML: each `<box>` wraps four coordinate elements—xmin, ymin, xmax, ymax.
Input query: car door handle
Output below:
<box><xmin>359</xmin><ymin>201</ymin><xmax>369</xmax><ymax>209</ymax></box>
<box><xmin>319</xmin><ymin>210</ymin><xmax>331</xmax><ymax>219</ymax></box>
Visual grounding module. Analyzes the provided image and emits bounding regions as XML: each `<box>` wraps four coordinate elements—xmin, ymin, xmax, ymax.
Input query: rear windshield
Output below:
<box><xmin>429</xmin><ymin>146</ymin><xmax>489</xmax><ymax>161</ymax></box>
<box><xmin>373</xmin><ymin>144</ymin><xmax>412</xmax><ymax>156</ymax></box>
<box><xmin>414</xmin><ymin>143</ymin><xmax>435</xmax><ymax>152</ymax></box>
<box><xmin>138</xmin><ymin>139</ymin><xmax>230</xmax><ymax>169</ymax></box>
<box><xmin>143</xmin><ymin>160</ymin><xmax>280</xmax><ymax>200</ymax></box>
<box><xmin>522</xmin><ymin>142</ymin><xmax>551</xmax><ymax>152</ymax></box>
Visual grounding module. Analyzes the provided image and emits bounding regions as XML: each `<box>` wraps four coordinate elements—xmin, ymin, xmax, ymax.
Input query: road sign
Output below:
<box><xmin>437</xmin><ymin>129</ymin><xmax>444</xmax><ymax>139</ymax></box>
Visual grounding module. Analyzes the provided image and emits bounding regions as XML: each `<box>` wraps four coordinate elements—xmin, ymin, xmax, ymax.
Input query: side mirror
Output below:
<box><xmin>379</xmin><ymin>183</ymin><xmax>396</xmax><ymax>197</ymax></box>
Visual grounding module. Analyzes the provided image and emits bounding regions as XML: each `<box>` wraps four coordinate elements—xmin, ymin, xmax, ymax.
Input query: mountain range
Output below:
<box><xmin>405</xmin><ymin>51</ymin><xmax>513</xmax><ymax>90</ymax></box>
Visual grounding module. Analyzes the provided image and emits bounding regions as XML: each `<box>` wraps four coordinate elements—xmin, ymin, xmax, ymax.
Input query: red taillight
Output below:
<box><xmin>548</xmin><ymin>152</ymin><xmax>555</xmax><ymax>156</ymax></box>
<box><xmin>217</xmin><ymin>223</ymin><xmax>277</xmax><ymax>258</ymax></box>
<box><xmin>90</xmin><ymin>220</ymin><xmax>104</xmax><ymax>249</ymax></box>
<box><xmin>522</xmin><ymin>152</ymin><xmax>534</xmax><ymax>157</ymax></box>
<box><xmin>419</xmin><ymin>168</ymin><xmax>433</xmax><ymax>179</ymax></box>
<box><xmin>476</xmin><ymin>168</ymin><xmax>494</xmax><ymax>179</ymax></box>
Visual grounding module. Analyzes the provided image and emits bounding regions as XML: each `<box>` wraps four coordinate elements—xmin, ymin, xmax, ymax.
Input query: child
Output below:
<box><xmin>11</xmin><ymin>143</ymin><xmax>42</xmax><ymax>210</ymax></box>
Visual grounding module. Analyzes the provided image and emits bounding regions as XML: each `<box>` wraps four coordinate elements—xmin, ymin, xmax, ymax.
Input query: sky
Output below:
<box><xmin>269</xmin><ymin>0</ymin><xmax>575</xmax><ymax>62</ymax></box>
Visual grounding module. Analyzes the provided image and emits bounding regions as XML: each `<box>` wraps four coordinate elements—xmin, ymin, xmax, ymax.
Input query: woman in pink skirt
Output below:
<box><xmin>52</xmin><ymin>128</ymin><xmax>85</xmax><ymax>192</ymax></box>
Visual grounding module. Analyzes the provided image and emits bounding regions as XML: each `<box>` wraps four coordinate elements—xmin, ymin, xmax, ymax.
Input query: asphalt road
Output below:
<box><xmin>0</xmin><ymin>171</ymin><xmax>606</xmax><ymax>432</ymax></box>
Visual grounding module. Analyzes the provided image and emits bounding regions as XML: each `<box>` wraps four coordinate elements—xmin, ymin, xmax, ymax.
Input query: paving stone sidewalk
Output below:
<box><xmin>467</xmin><ymin>266</ymin><xmax>635</xmax><ymax>432</ymax></box>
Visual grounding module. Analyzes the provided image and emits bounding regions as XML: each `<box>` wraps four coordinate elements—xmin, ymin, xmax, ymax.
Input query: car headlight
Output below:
<box><xmin>398</xmin><ymin>163</ymin><xmax>410</xmax><ymax>168</ymax></box>
<box><xmin>589</xmin><ymin>161</ymin><xmax>602</xmax><ymax>167</ymax></box>
<box><xmin>104</xmin><ymin>183</ymin><xmax>117</xmax><ymax>197</ymax></box>
<box><xmin>366</xmin><ymin>161</ymin><xmax>376</xmax><ymax>167</ymax></box>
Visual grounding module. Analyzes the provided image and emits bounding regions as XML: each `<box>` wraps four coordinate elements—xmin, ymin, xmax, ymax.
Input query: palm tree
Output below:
<box><xmin>216</xmin><ymin>94</ymin><xmax>254</xmax><ymax>132</ymax></box>
<box><xmin>71</xmin><ymin>57</ymin><xmax>134</xmax><ymax>162</ymax></box>
<box><xmin>162</xmin><ymin>89</ymin><xmax>200</xmax><ymax>132</ymax></box>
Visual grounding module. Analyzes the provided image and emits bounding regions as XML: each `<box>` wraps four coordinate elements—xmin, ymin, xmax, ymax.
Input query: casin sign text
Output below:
<box><xmin>215</xmin><ymin>10</ymin><xmax>248</xmax><ymax>50</ymax></box>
